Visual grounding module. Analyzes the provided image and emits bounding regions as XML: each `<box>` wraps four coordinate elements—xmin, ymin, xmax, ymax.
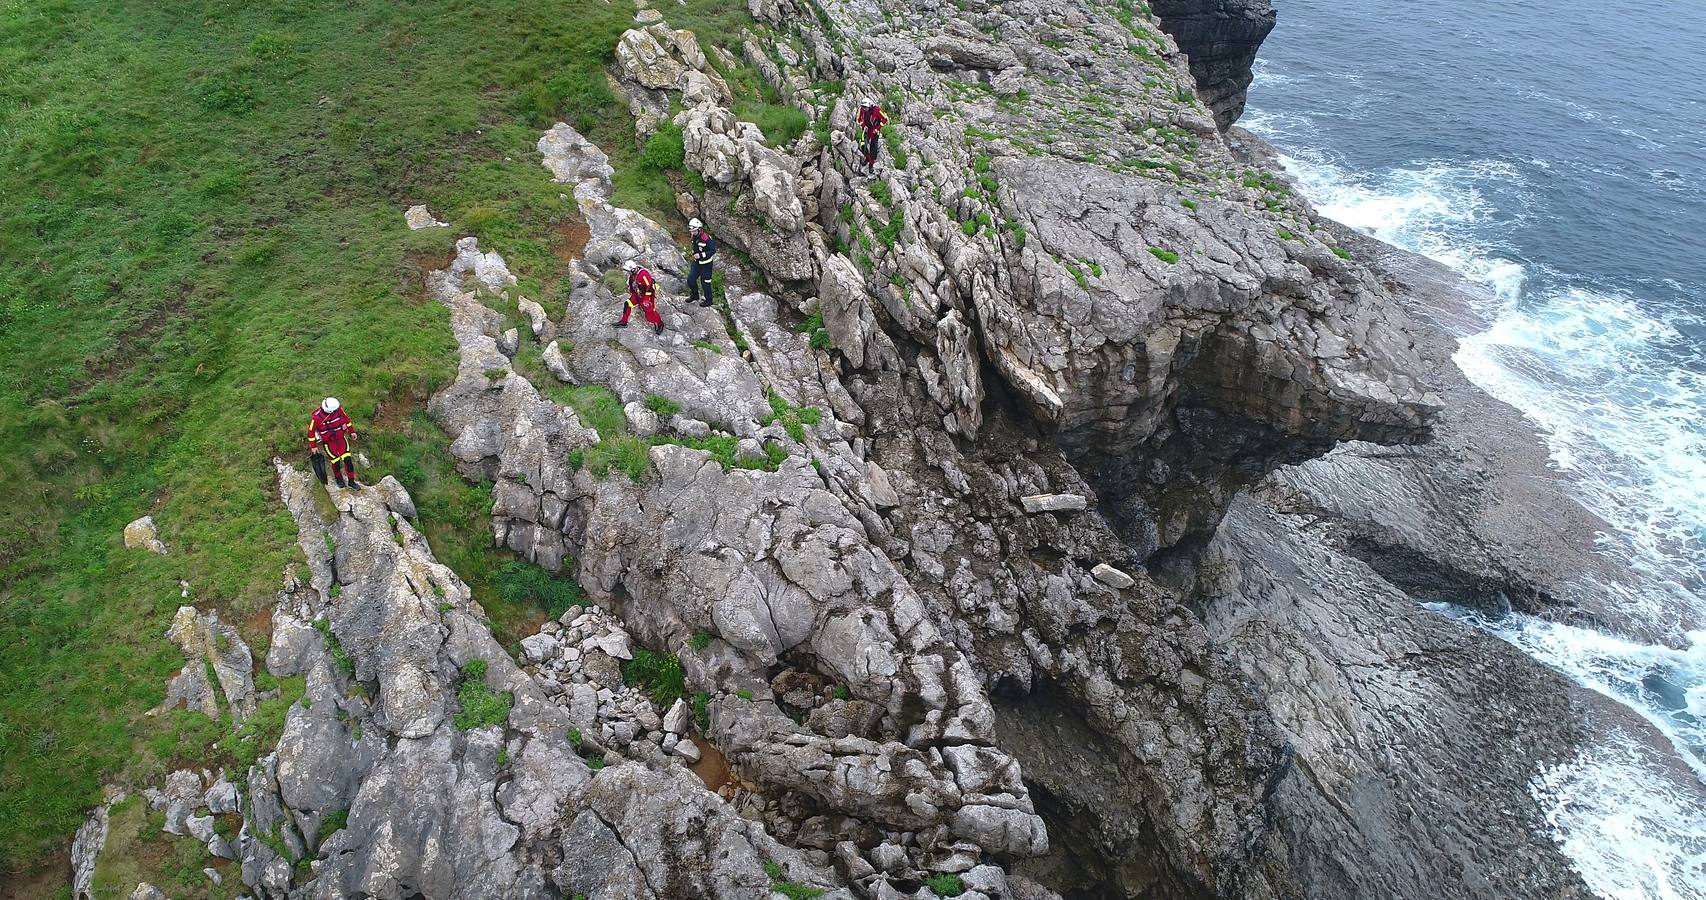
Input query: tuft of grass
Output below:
<box><xmin>313</xmin><ymin>619</ymin><xmax>356</xmax><ymax>678</ymax></box>
<box><xmin>761</xmin><ymin>390</ymin><xmax>821</xmax><ymax>443</ymax></box>
<box><xmin>765</xmin><ymin>861</ymin><xmax>827</xmax><ymax>899</ymax></box>
<box><xmin>800</xmin><ymin>312</ymin><xmax>833</xmax><ymax>351</ymax></box>
<box><xmin>644</xmin><ymin>394</ymin><xmax>681</xmax><ymax>418</ymax></box>
<box><xmin>640</xmin><ymin>122</ymin><xmax>687</xmax><ymax>172</ymax></box>
<box><xmin>1332</xmin><ymin>245</ymin><xmax>1354</xmax><ymax>260</ymax></box>
<box><xmin>621</xmin><ymin>649</ymin><xmax>685</xmax><ymax>708</ymax></box>
<box><xmin>688</xmin><ymin>631</ymin><xmax>713</xmax><ymax>651</ymax></box>
<box><xmin>1148</xmin><ymin>247</ymin><xmax>1180</xmax><ymax>264</ymax></box>
<box><xmin>453</xmin><ymin>659</ymin><xmax>513</xmax><ymax>731</ymax></box>
<box><xmin>1180</xmin><ymin>198</ymin><xmax>1198</xmax><ymax>210</ymax></box>
<box><xmin>318</xmin><ymin>808</ymin><xmax>349</xmax><ymax>841</ymax></box>
<box><xmin>493</xmin><ymin>560</ymin><xmax>586</xmax><ymax>619</ymax></box>
<box><xmin>735</xmin><ymin>688</ymin><xmax>754</xmax><ymax>701</ymax></box>
<box><xmin>924</xmin><ymin>873</ymin><xmax>965</xmax><ymax>896</ymax></box>
<box><xmin>230</xmin><ymin>676</ymin><xmax>307</xmax><ymax>773</ymax></box>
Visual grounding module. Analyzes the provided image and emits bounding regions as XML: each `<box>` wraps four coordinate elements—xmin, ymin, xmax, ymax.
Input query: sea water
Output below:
<box><xmin>1242</xmin><ymin>0</ymin><xmax>1706</xmax><ymax>895</ymax></box>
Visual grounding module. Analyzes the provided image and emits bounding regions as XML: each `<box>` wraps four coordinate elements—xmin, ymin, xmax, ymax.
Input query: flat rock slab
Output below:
<box><xmin>1020</xmin><ymin>493</ymin><xmax>1086</xmax><ymax>514</ymax></box>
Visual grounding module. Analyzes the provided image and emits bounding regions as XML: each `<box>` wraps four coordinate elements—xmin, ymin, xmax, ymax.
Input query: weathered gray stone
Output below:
<box><xmin>123</xmin><ymin>515</ymin><xmax>168</xmax><ymax>554</ymax></box>
<box><xmin>405</xmin><ymin>205</ymin><xmax>448</xmax><ymax>230</ymax></box>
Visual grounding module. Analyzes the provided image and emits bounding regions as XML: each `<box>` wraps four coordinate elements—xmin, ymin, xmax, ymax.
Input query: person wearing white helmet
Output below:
<box><xmin>307</xmin><ymin>396</ymin><xmax>360</xmax><ymax>488</ymax></box>
<box><xmin>613</xmin><ymin>258</ymin><xmax>665</xmax><ymax>334</ymax></box>
<box><xmin>856</xmin><ymin>96</ymin><xmax>889</xmax><ymax>171</ymax></box>
<box><xmin>686</xmin><ymin>217</ymin><xmax>717</xmax><ymax>308</ymax></box>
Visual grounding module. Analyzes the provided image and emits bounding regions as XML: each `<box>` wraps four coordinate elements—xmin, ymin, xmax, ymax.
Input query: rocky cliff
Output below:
<box><xmin>89</xmin><ymin>1</ymin><xmax>1706</xmax><ymax>899</ymax></box>
<box><xmin>1151</xmin><ymin>0</ymin><xmax>1276</xmax><ymax>128</ymax></box>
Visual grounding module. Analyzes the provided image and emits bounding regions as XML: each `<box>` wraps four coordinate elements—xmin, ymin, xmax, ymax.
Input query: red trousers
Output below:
<box><xmin>621</xmin><ymin>296</ymin><xmax>662</xmax><ymax>327</ymax></box>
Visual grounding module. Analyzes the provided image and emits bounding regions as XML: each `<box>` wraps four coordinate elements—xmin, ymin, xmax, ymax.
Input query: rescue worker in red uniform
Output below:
<box><xmin>308</xmin><ymin>397</ymin><xmax>359</xmax><ymax>488</ymax></box>
<box><xmin>613</xmin><ymin>259</ymin><xmax>665</xmax><ymax>334</ymax></box>
<box><xmin>686</xmin><ymin>217</ymin><xmax>717</xmax><ymax>308</ymax></box>
<box><xmin>856</xmin><ymin>97</ymin><xmax>889</xmax><ymax>171</ymax></box>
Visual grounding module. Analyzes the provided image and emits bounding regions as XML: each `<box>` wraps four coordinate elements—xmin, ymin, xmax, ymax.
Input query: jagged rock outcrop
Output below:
<box><xmin>1151</xmin><ymin>0</ymin><xmax>1276</xmax><ymax>128</ymax></box>
<box><xmin>227</xmin><ymin>460</ymin><xmax>852</xmax><ymax>899</ymax></box>
<box><xmin>426</xmin><ymin>163</ymin><xmax>1054</xmax><ymax>879</ymax></box>
<box><xmin>156</xmin><ymin>606</ymin><xmax>256</xmax><ymax>723</ymax></box>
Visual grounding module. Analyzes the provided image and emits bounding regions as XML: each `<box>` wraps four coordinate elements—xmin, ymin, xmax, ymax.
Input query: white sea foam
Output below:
<box><xmin>1244</xmin><ymin>115</ymin><xmax>1706</xmax><ymax>616</ymax></box>
<box><xmin>1248</xmin><ymin>102</ymin><xmax>1706</xmax><ymax>897</ymax></box>
<box><xmin>1531</xmin><ymin>733</ymin><xmax>1706</xmax><ymax>900</ymax></box>
<box><xmin>1432</xmin><ymin>606</ymin><xmax>1706</xmax><ymax>769</ymax></box>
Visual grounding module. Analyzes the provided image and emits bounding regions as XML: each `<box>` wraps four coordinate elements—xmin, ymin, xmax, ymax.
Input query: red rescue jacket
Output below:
<box><xmin>858</xmin><ymin>104</ymin><xmax>889</xmax><ymax>135</ymax></box>
<box><xmin>628</xmin><ymin>269</ymin><xmax>658</xmax><ymax>308</ymax></box>
<box><xmin>308</xmin><ymin>407</ymin><xmax>356</xmax><ymax>460</ymax></box>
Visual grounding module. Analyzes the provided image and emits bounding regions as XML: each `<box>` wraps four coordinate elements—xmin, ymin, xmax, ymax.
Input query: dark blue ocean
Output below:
<box><xmin>1244</xmin><ymin>1</ymin><xmax>1706</xmax><ymax>895</ymax></box>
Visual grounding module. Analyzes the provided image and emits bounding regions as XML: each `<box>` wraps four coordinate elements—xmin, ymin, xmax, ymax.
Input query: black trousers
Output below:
<box><xmin>688</xmin><ymin>259</ymin><xmax>714</xmax><ymax>304</ymax></box>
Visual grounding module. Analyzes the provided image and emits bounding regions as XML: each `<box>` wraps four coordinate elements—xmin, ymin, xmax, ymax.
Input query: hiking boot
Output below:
<box><xmin>334</xmin><ymin>473</ymin><xmax>347</xmax><ymax>488</ymax></box>
<box><xmin>347</xmin><ymin>475</ymin><xmax>361</xmax><ymax>488</ymax></box>
<box><xmin>611</xmin><ymin>320</ymin><xmax>628</xmax><ymax>328</ymax></box>
<box><xmin>654</xmin><ymin>322</ymin><xmax>665</xmax><ymax>335</ymax></box>
<box><xmin>698</xmin><ymin>300</ymin><xmax>713</xmax><ymax>308</ymax></box>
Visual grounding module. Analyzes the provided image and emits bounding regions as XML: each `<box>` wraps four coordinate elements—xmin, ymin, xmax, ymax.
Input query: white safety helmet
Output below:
<box><xmin>860</xmin><ymin>97</ymin><xmax>875</xmax><ymax>108</ymax></box>
<box><xmin>321</xmin><ymin>397</ymin><xmax>340</xmax><ymax>414</ymax></box>
<box><xmin>622</xmin><ymin>259</ymin><xmax>640</xmax><ymax>273</ymax></box>
<box><xmin>688</xmin><ymin>217</ymin><xmax>703</xmax><ymax>231</ymax></box>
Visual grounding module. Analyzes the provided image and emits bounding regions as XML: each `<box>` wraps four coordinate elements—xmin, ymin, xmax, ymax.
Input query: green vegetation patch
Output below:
<box><xmin>1148</xmin><ymin>247</ymin><xmax>1180</xmax><ymax>264</ymax></box>
<box><xmin>493</xmin><ymin>560</ymin><xmax>586</xmax><ymax>619</ymax></box>
<box><xmin>453</xmin><ymin>659</ymin><xmax>513</xmax><ymax>731</ymax></box>
<box><xmin>924</xmin><ymin>873</ymin><xmax>966</xmax><ymax>896</ymax></box>
<box><xmin>764</xmin><ymin>862</ymin><xmax>828</xmax><ymax>899</ymax></box>
<box><xmin>621</xmin><ymin>649</ymin><xmax>685</xmax><ymax>708</ymax></box>
<box><xmin>761</xmin><ymin>390</ymin><xmax>822</xmax><ymax>443</ymax></box>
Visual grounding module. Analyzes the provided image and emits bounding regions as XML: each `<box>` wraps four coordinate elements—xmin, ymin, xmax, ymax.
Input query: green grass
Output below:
<box><xmin>761</xmin><ymin>390</ymin><xmax>821</xmax><ymax>443</ymax></box>
<box><xmin>1332</xmin><ymin>245</ymin><xmax>1354</xmax><ymax>261</ymax></box>
<box><xmin>493</xmin><ymin>560</ymin><xmax>586</xmax><ymax>619</ymax></box>
<box><xmin>0</xmin><ymin>0</ymin><xmax>763</xmax><ymax>875</ymax></box>
<box><xmin>764</xmin><ymin>861</ymin><xmax>827</xmax><ymax>900</ymax></box>
<box><xmin>453</xmin><ymin>659</ymin><xmax>514</xmax><ymax>731</ymax></box>
<box><xmin>692</xmin><ymin>690</ymin><xmax>711</xmax><ymax>730</ymax></box>
<box><xmin>1148</xmin><ymin>247</ymin><xmax>1180</xmax><ymax>264</ymax></box>
<box><xmin>924</xmin><ymin>873</ymin><xmax>965</xmax><ymax>896</ymax></box>
<box><xmin>644</xmin><ymin>394</ymin><xmax>682</xmax><ymax>418</ymax></box>
<box><xmin>621</xmin><ymin>649</ymin><xmax>685</xmax><ymax>708</ymax></box>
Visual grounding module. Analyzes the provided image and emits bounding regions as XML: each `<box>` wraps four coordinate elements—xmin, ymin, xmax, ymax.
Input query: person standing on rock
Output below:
<box><xmin>307</xmin><ymin>397</ymin><xmax>359</xmax><ymax>488</ymax></box>
<box><xmin>614</xmin><ymin>259</ymin><xmax>664</xmax><ymax>335</ymax></box>
<box><xmin>686</xmin><ymin>218</ymin><xmax>717</xmax><ymax>308</ymax></box>
<box><xmin>856</xmin><ymin>97</ymin><xmax>889</xmax><ymax>171</ymax></box>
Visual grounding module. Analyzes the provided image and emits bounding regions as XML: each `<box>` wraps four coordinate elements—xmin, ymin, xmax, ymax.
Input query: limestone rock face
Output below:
<box><xmin>1151</xmin><ymin>0</ymin><xmax>1277</xmax><ymax>128</ymax></box>
<box><xmin>230</xmin><ymin>460</ymin><xmax>846</xmax><ymax>899</ymax></box>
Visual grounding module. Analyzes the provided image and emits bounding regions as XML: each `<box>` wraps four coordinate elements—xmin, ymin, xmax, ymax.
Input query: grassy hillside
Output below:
<box><xmin>0</xmin><ymin>0</ymin><xmax>763</xmax><ymax>887</ymax></box>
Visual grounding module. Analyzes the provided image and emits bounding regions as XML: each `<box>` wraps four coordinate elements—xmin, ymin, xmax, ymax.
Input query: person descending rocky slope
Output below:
<box><xmin>85</xmin><ymin>1</ymin><xmax>1706</xmax><ymax>898</ymax></box>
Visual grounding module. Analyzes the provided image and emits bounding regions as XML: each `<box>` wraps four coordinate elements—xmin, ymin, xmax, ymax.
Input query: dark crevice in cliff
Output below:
<box><xmin>994</xmin><ymin>679</ymin><xmax>1217</xmax><ymax>900</ymax></box>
